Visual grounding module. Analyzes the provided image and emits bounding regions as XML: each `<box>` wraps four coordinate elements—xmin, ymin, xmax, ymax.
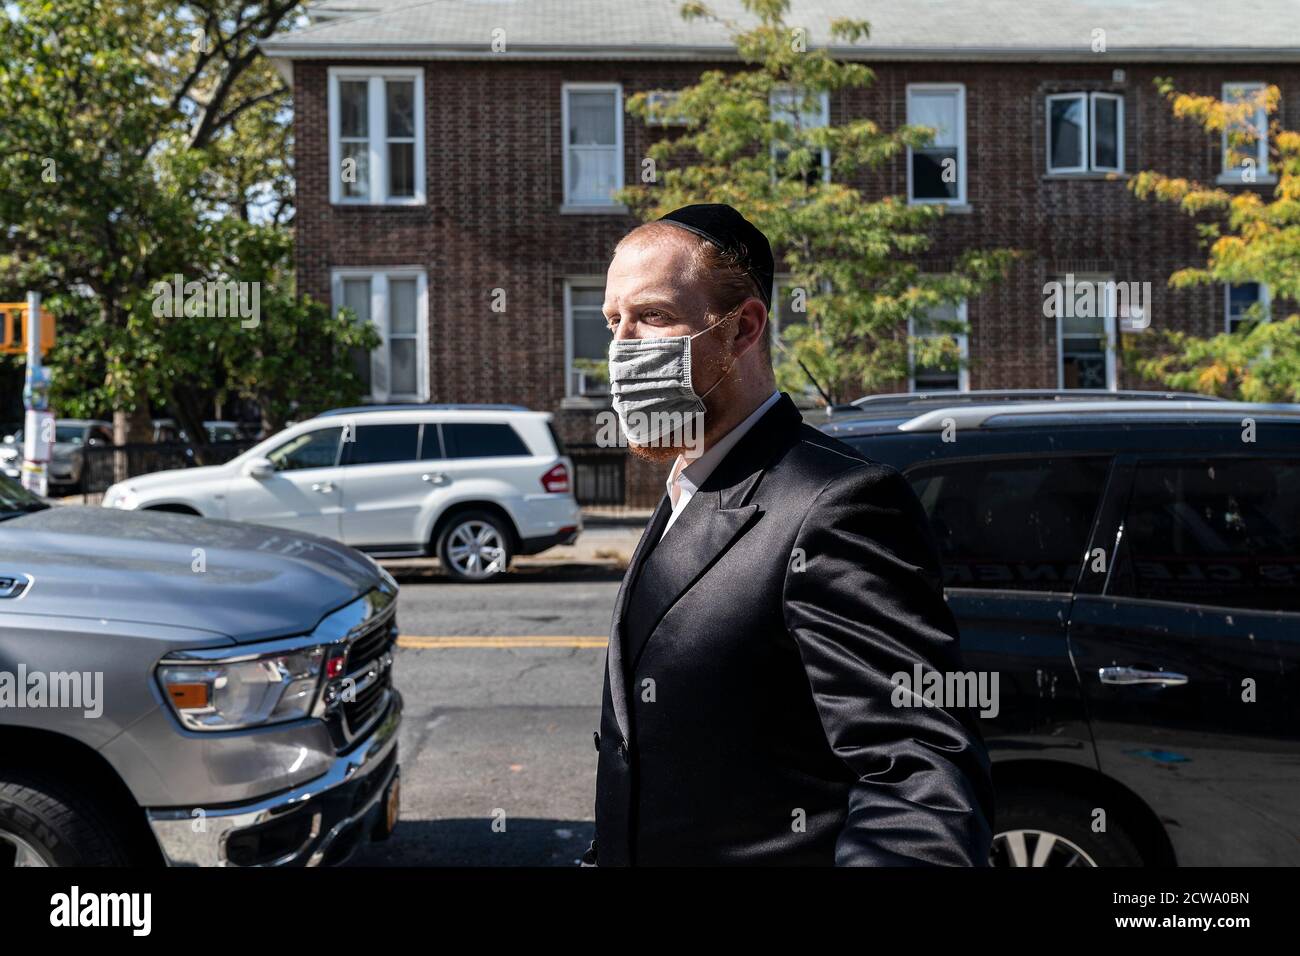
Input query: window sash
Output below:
<box><xmin>1054</xmin><ymin>276</ymin><xmax>1117</xmax><ymax>390</ymax></box>
<box><xmin>562</xmin><ymin>84</ymin><xmax>624</xmax><ymax>206</ymax></box>
<box><xmin>332</xmin><ymin>270</ymin><xmax>428</xmax><ymax>402</ymax></box>
<box><xmin>1047</xmin><ymin>92</ymin><xmax>1124</xmax><ymax>174</ymax></box>
<box><xmin>906</xmin><ymin>84</ymin><xmax>965</xmax><ymax>205</ymax></box>
<box><xmin>1221</xmin><ymin>82</ymin><xmax>1269</xmax><ymax>176</ymax></box>
<box><xmin>1046</xmin><ymin>93</ymin><xmax>1088</xmax><ymax>173</ymax></box>
<box><xmin>329</xmin><ymin>69</ymin><xmax>425</xmax><ymax>205</ymax></box>
<box><xmin>564</xmin><ymin>281</ymin><xmax>611</xmax><ymax>397</ymax></box>
<box><xmin>908</xmin><ymin>301</ymin><xmax>969</xmax><ymax>392</ymax></box>
<box><xmin>1090</xmin><ymin>93</ymin><xmax>1124</xmax><ymax>173</ymax></box>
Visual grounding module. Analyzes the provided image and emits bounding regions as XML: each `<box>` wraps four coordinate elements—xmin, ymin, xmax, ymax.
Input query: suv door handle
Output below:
<box><xmin>311</xmin><ymin>481</ymin><xmax>335</xmax><ymax>493</ymax></box>
<box><xmin>1098</xmin><ymin>666</ymin><xmax>1188</xmax><ymax>687</ymax></box>
<box><xmin>421</xmin><ymin>472</ymin><xmax>450</xmax><ymax>486</ymax></box>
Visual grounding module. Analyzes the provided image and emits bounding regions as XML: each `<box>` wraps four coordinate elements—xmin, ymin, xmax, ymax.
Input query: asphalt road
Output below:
<box><xmin>348</xmin><ymin>563</ymin><xmax>621</xmax><ymax>866</ymax></box>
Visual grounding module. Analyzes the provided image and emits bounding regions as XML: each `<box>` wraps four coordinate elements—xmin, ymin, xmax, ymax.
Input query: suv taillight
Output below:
<box><xmin>541</xmin><ymin>463</ymin><xmax>570</xmax><ymax>493</ymax></box>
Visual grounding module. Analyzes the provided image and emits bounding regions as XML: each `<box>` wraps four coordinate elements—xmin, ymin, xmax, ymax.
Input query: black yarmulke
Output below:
<box><xmin>658</xmin><ymin>203</ymin><xmax>774</xmax><ymax>308</ymax></box>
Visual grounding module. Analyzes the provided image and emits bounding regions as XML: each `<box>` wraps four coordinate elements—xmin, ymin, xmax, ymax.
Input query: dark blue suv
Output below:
<box><xmin>819</xmin><ymin>393</ymin><xmax>1300</xmax><ymax>867</ymax></box>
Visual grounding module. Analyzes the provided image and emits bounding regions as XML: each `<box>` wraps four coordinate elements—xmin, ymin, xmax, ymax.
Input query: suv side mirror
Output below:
<box><xmin>244</xmin><ymin>457</ymin><xmax>275</xmax><ymax>480</ymax></box>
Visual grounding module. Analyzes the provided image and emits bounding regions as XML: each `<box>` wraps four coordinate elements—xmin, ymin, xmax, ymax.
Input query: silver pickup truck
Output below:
<box><xmin>0</xmin><ymin>475</ymin><xmax>402</xmax><ymax>866</ymax></box>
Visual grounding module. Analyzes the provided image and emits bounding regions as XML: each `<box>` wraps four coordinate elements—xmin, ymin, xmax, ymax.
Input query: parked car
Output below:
<box><xmin>103</xmin><ymin>404</ymin><xmax>582</xmax><ymax>582</ymax></box>
<box><xmin>819</xmin><ymin>398</ymin><xmax>1300</xmax><ymax>866</ymax></box>
<box><xmin>0</xmin><ymin>475</ymin><xmax>402</xmax><ymax>866</ymax></box>
<box><xmin>151</xmin><ymin>418</ymin><xmax>247</xmax><ymax>444</ymax></box>
<box><xmin>0</xmin><ymin>419</ymin><xmax>112</xmax><ymax>491</ymax></box>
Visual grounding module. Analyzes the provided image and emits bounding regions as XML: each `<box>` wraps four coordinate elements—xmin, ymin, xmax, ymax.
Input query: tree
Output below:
<box><xmin>616</xmin><ymin>0</ymin><xmax>1016</xmax><ymax>404</ymax></box>
<box><xmin>1126</xmin><ymin>79</ymin><xmax>1300</xmax><ymax>401</ymax></box>
<box><xmin>0</xmin><ymin>0</ymin><xmax>318</xmax><ymax>451</ymax></box>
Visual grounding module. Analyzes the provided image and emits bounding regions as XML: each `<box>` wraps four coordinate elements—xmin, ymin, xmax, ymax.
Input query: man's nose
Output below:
<box><xmin>611</xmin><ymin>316</ymin><xmax>639</xmax><ymax>341</ymax></box>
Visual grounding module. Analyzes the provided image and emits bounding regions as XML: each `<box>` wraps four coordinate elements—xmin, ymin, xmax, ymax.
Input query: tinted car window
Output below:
<box><xmin>441</xmin><ymin>423</ymin><xmax>530</xmax><ymax>459</ymax></box>
<box><xmin>908</xmin><ymin>456</ymin><xmax>1110</xmax><ymax>591</ymax></box>
<box><xmin>1109</xmin><ymin>458</ymin><xmax>1300</xmax><ymax>612</ymax></box>
<box><xmin>420</xmin><ymin>423</ymin><xmax>443</xmax><ymax>460</ymax></box>
<box><xmin>342</xmin><ymin>424</ymin><xmax>420</xmax><ymax>466</ymax></box>
<box><xmin>268</xmin><ymin>427</ymin><xmax>342</xmax><ymax>472</ymax></box>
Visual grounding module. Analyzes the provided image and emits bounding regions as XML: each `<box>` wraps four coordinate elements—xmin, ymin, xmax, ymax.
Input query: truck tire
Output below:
<box><xmin>0</xmin><ymin>770</ymin><xmax>134</xmax><ymax>866</ymax></box>
<box><xmin>991</xmin><ymin>786</ymin><xmax>1146</xmax><ymax>867</ymax></box>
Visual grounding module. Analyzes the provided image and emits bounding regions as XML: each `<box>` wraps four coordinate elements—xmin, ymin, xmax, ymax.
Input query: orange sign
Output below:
<box><xmin>0</xmin><ymin>303</ymin><xmax>55</xmax><ymax>356</ymax></box>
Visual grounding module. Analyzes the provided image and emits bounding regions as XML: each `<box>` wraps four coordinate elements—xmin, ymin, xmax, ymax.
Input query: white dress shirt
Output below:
<box><xmin>660</xmin><ymin>390</ymin><xmax>781</xmax><ymax>541</ymax></box>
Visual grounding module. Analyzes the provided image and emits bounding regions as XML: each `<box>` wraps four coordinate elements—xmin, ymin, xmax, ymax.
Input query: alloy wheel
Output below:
<box><xmin>445</xmin><ymin>520</ymin><xmax>507</xmax><ymax>579</ymax></box>
<box><xmin>991</xmin><ymin>828</ymin><xmax>1098</xmax><ymax>867</ymax></box>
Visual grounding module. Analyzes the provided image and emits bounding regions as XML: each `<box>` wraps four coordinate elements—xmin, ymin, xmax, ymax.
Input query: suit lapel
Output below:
<box><xmin>624</xmin><ymin>487</ymin><xmax>761</xmax><ymax>672</ymax></box>
<box><xmin>606</xmin><ymin>493</ymin><xmax>672</xmax><ymax>743</ymax></box>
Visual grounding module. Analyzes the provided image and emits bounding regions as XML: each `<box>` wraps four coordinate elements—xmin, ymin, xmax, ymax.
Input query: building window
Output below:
<box><xmin>770</xmin><ymin>88</ymin><xmax>831</xmax><ymax>185</ymax></box>
<box><xmin>1221</xmin><ymin>82</ymin><xmax>1270</xmax><ymax>181</ymax></box>
<box><xmin>1055</xmin><ymin>274</ymin><xmax>1117</xmax><ymax>390</ymax></box>
<box><xmin>1226</xmin><ymin>282</ymin><xmax>1270</xmax><ymax>333</ymax></box>
<box><xmin>328</xmin><ymin>68</ymin><xmax>425</xmax><ymax>205</ymax></box>
<box><xmin>562</xmin><ymin>83</ymin><xmax>624</xmax><ymax>207</ymax></box>
<box><xmin>331</xmin><ymin>269</ymin><xmax>429</xmax><ymax>402</ymax></box>
<box><xmin>565</xmin><ymin>281</ymin><xmax>610</xmax><ymax>398</ymax></box>
<box><xmin>907</xmin><ymin>84</ymin><xmax>966</xmax><ymax>204</ymax></box>
<box><xmin>1046</xmin><ymin>92</ymin><xmax>1123</xmax><ymax>174</ymax></box>
<box><xmin>909</xmin><ymin>301</ymin><xmax>969</xmax><ymax>392</ymax></box>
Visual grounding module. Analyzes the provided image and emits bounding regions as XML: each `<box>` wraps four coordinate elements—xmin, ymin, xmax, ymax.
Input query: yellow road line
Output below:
<box><xmin>397</xmin><ymin>635</ymin><xmax>608</xmax><ymax>649</ymax></box>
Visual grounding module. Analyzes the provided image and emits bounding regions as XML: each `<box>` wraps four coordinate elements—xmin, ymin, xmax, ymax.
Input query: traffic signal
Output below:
<box><xmin>0</xmin><ymin>303</ymin><xmax>55</xmax><ymax>356</ymax></box>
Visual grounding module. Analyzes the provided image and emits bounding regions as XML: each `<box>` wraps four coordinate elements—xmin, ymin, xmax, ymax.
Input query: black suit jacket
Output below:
<box><xmin>587</xmin><ymin>393</ymin><xmax>994</xmax><ymax>866</ymax></box>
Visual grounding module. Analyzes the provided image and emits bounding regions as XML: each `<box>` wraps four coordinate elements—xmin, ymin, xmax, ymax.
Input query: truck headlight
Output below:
<box><xmin>157</xmin><ymin>645</ymin><xmax>325</xmax><ymax>731</ymax></box>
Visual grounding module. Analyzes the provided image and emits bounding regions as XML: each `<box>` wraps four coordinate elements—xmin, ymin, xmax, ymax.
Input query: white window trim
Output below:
<box><xmin>1220</xmin><ymin>81</ymin><xmax>1271</xmax><ymax>182</ymax></box>
<box><xmin>769</xmin><ymin>87</ymin><xmax>832</xmax><ymax>184</ymax></box>
<box><xmin>908</xmin><ymin>300</ymin><xmax>970</xmax><ymax>393</ymax></box>
<box><xmin>563</xmin><ymin>277</ymin><xmax>609</xmax><ymax>401</ymax></box>
<box><xmin>331</xmin><ymin>267</ymin><xmax>430</xmax><ymax>403</ymax></box>
<box><xmin>328</xmin><ymin>67</ymin><xmax>426</xmax><ymax>206</ymax></box>
<box><xmin>1046</xmin><ymin>92</ymin><xmax>1124</xmax><ymax>175</ymax></box>
<box><xmin>906</xmin><ymin>83</ymin><xmax>967</xmax><ymax>206</ymax></box>
<box><xmin>1055</xmin><ymin>275</ymin><xmax>1118</xmax><ymax>391</ymax></box>
<box><xmin>1090</xmin><ymin>92</ymin><xmax>1125</xmax><ymax>174</ymax></box>
<box><xmin>561</xmin><ymin>82</ymin><xmax>625</xmax><ymax>208</ymax></box>
<box><xmin>1225</xmin><ymin>281</ymin><xmax>1271</xmax><ymax>334</ymax></box>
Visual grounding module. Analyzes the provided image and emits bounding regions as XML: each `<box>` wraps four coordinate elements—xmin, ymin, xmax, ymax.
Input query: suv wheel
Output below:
<box><xmin>990</xmin><ymin>787</ymin><xmax>1145</xmax><ymax>867</ymax></box>
<box><xmin>0</xmin><ymin>770</ymin><xmax>134</xmax><ymax>866</ymax></box>
<box><xmin>437</xmin><ymin>511</ymin><xmax>512</xmax><ymax>582</ymax></box>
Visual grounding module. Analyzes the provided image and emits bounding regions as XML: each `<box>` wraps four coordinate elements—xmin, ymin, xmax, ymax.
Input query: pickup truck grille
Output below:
<box><xmin>341</xmin><ymin>614</ymin><xmax>396</xmax><ymax>740</ymax></box>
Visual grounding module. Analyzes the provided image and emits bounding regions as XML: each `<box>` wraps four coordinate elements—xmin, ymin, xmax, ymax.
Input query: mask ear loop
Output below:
<box><xmin>692</xmin><ymin>304</ymin><xmax>749</xmax><ymax>400</ymax></box>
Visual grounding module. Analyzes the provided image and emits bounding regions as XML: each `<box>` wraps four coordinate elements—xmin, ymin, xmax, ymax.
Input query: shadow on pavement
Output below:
<box><xmin>346</xmin><ymin>818</ymin><xmax>595</xmax><ymax>867</ymax></box>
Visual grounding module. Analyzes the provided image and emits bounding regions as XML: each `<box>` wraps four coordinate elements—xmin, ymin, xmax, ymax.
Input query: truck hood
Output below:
<box><xmin>0</xmin><ymin>506</ymin><xmax>390</xmax><ymax>643</ymax></box>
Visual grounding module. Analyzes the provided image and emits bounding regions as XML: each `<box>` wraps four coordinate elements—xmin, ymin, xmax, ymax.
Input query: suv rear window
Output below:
<box><xmin>1108</xmin><ymin>458</ymin><xmax>1300</xmax><ymax>612</ymax></box>
<box><xmin>440</xmin><ymin>423</ymin><xmax>530</xmax><ymax>459</ymax></box>
<box><xmin>342</xmin><ymin>424</ymin><xmax>420</xmax><ymax>465</ymax></box>
<box><xmin>908</xmin><ymin>456</ymin><xmax>1110</xmax><ymax>591</ymax></box>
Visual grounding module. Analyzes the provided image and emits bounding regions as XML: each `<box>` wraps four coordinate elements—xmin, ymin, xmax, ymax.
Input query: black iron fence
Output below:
<box><xmin>80</xmin><ymin>440</ymin><xmax>258</xmax><ymax>498</ymax></box>
<box><xmin>568</xmin><ymin>444</ymin><xmax>625</xmax><ymax>507</ymax></box>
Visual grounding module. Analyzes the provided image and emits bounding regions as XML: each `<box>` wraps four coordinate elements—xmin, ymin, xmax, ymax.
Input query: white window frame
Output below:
<box><xmin>1220</xmin><ymin>81</ymin><xmax>1270</xmax><ymax>181</ymax></box>
<box><xmin>906</xmin><ymin>83</ymin><xmax>967</xmax><ymax>206</ymax></box>
<box><xmin>1225</xmin><ymin>282</ymin><xmax>1271</xmax><ymax>334</ymax></box>
<box><xmin>328</xmin><ymin>67</ymin><xmax>426</xmax><ymax>206</ymax></box>
<box><xmin>561</xmin><ymin>82</ymin><xmax>625</xmax><ymax>209</ymax></box>
<box><xmin>331</xmin><ymin>267</ymin><xmax>429</xmax><ymax>403</ymax></box>
<box><xmin>563</xmin><ymin>278</ymin><xmax>609</xmax><ymax>400</ymax></box>
<box><xmin>908</xmin><ymin>300</ymin><xmax>970</xmax><ymax>393</ymax></box>
<box><xmin>1055</xmin><ymin>274</ymin><xmax>1118</xmax><ymax>391</ymax></box>
<box><xmin>769</xmin><ymin>87</ymin><xmax>832</xmax><ymax>184</ymax></box>
<box><xmin>1046</xmin><ymin>91</ymin><xmax>1124</xmax><ymax>175</ymax></box>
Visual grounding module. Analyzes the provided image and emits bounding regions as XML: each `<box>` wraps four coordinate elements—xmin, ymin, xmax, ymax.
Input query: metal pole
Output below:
<box><xmin>22</xmin><ymin>291</ymin><xmax>52</xmax><ymax>497</ymax></box>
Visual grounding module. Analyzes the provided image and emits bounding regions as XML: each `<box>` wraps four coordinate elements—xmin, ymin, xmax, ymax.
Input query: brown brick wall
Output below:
<box><xmin>293</xmin><ymin>58</ymin><xmax>1298</xmax><ymax>506</ymax></box>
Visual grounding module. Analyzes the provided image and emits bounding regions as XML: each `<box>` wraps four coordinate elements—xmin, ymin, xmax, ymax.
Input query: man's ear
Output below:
<box><xmin>732</xmin><ymin>296</ymin><xmax>769</xmax><ymax>357</ymax></box>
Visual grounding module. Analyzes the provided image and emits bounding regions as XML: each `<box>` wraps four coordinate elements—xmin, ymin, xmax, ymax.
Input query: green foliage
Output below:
<box><xmin>1127</xmin><ymin>80</ymin><xmax>1300</xmax><ymax>401</ymax></box>
<box><xmin>617</xmin><ymin>0</ymin><xmax>1016</xmax><ymax>403</ymax></box>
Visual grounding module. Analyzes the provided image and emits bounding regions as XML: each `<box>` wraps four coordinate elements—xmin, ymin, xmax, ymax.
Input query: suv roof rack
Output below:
<box><xmin>315</xmin><ymin>403</ymin><xmax>532</xmax><ymax>418</ymax></box>
<box><xmin>898</xmin><ymin>400</ymin><xmax>1300</xmax><ymax>433</ymax></box>
<box><xmin>841</xmin><ymin>388</ymin><xmax>1224</xmax><ymax>413</ymax></box>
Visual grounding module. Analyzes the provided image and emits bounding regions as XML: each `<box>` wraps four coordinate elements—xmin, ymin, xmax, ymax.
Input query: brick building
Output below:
<box><xmin>263</xmin><ymin>0</ymin><xmax>1299</xmax><ymax>506</ymax></box>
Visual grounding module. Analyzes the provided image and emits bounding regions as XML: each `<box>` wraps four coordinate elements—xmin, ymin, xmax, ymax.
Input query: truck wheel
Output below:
<box><xmin>437</xmin><ymin>510</ymin><xmax>512</xmax><ymax>582</ymax></box>
<box><xmin>990</xmin><ymin>786</ymin><xmax>1146</xmax><ymax>867</ymax></box>
<box><xmin>0</xmin><ymin>770</ymin><xmax>134</xmax><ymax>866</ymax></box>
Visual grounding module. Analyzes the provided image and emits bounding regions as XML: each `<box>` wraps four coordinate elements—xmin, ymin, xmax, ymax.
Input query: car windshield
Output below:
<box><xmin>0</xmin><ymin>474</ymin><xmax>49</xmax><ymax>520</ymax></box>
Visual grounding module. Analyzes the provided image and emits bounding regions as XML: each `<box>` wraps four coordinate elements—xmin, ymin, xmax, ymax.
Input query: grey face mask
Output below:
<box><xmin>607</xmin><ymin>321</ymin><xmax>731</xmax><ymax>445</ymax></box>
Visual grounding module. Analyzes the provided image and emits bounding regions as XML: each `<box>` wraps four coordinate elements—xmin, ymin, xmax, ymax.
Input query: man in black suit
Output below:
<box><xmin>584</xmin><ymin>204</ymin><xmax>994</xmax><ymax>866</ymax></box>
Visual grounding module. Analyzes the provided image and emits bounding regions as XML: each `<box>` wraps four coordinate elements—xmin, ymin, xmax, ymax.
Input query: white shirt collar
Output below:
<box><xmin>665</xmin><ymin>390</ymin><xmax>782</xmax><ymax>500</ymax></box>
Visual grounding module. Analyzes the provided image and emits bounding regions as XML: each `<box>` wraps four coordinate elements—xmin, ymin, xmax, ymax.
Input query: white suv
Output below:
<box><xmin>102</xmin><ymin>405</ymin><xmax>582</xmax><ymax>581</ymax></box>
